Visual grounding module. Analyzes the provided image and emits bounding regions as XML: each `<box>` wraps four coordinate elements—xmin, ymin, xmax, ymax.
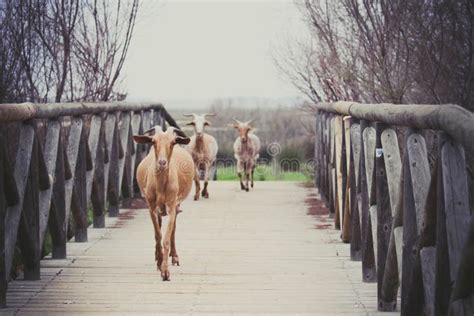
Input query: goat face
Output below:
<box><xmin>184</xmin><ymin>113</ymin><xmax>216</xmax><ymax>139</ymax></box>
<box><xmin>133</xmin><ymin>127</ymin><xmax>190</xmax><ymax>173</ymax></box>
<box><xmin>232</xmin><ymin>119</ymin><xmax>253</xmax><ymax>142</ymax></box>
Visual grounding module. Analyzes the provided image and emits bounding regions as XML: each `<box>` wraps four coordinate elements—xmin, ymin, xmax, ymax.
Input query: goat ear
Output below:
<box><xmin>185</xmin><ymin>121</ymin><xmax>194</xmax><ymax>126</ymax></box>
<box><xmin>204</xmin><ymin>120</ymin><xmax>211</xmax><ymax>126</ymax></box>
<box><xmin>175</xmin><ymin>136</ymin><xmax>191</xmax><ymax>145</ymax></box>
<box><xmin>133</xmin><ymin>135</ymin><xmax>153</xmax><ymax>144</ymax></box>
<box><xmin>227</xmin><ymin>123</ymin><xmax>238</xmax><ymax>129</ymax></box>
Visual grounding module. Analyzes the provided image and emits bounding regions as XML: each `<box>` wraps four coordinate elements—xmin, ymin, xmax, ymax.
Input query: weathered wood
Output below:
<box><xmin>5</xmin><ymin>124</ymin><xmax>35</xmax><ymax>280</ymax></box>
<box><xmin>49</xmin><ymin>127</ymin><xmax>67</xmax><ymax>259</ymax></box>
<box><xmin>0</xmin><ymin>134</ymin><xmax>19</xmax><ymax>307</ymax></box>
<box><xmin>0</xmin><ymin>102</ymin><xmax>164</xmax><ymax>122</ymax></box>
<box><xmin>107</xmin><ymin>113</ymin><xmax>121</xmax><ymax>217</ymax></box>
<box><xmin>381</xmin><ymin>128</ymin><xmax>402</xmax><ymax>216</ymax></box>
<box><xmin>401</xmin><ymin>129</ymin><xmax>424</xmax><ymax>315</ymax></box>
<box><xmin>18</xmin><ymin>133</ymin><xmax>42</xmax><ymax>280</ymax></box>
<box><xmin>63</xmin><ymin>117</ymin><xmax>83</xmax><ymax>237</ymax></box>
<box><xmin>375</xmin><ymin>123</ymin><xmax>394</xmax><ymax>311</ymax></box>
<box><xmin>38</xmin><ymin>120</ymin><xmax>60</xmax><ymax>250</ymax></box>
<box><xmin>369</xmin><ymin>205</ymin><xmax>378</xmax><ymax>270</ymax></box>
<box><xmin>330</xmin><ymin>117</ymin><xmax>337</xmax><ymax>219</ymax></box>
<box><xmin>85</xmin><ymin>115</ymin><xmax>102</xmax><ymax>203</ymax></box>
<box><xmin>124</xmin><ymin>113</ymin><xmax>141</xmax><ymax>198</ymax></box>
<box><xmin>435</xmin><ymin>136</ymin><xmax>451</xmax><ymax>315</ymax></box>
<box><xmin>349</xmin><ymin>145</ymin><xmax>362</xmax><ymax>261</ymax></box>
<box><xmin>91</xmin><ymin>120</ymin><xmax>106</xmax><ymax>228</ymax></box>
<box><xmin>441</xmin><ymin>139</ymin><xmax>472</xmax><ymax>315</ymax></box>
<box><xmin>363</xmin><ymin>126</ymin><xmax>376</xmax><ymax>203</ymax></box>
<box><xmin>408</xmin><ymin>133</ymin><xmax>431</xmax><ymax>233</ymax></box>
<box><xmin>420</xmin><ymin>247</ymin><xmax>436</xmax><ymax>316</ymax></box>
<box><xmin>335</xmin><ymin>116</ymin><xmax>345</xmax><ymax>230</ymax></box>
<box><xmin>350</xmin><ymin>124</ymin><xmax>361</xmax><ymax>192</ymax></box>
<box><xmin>71</xmin><ymin>118</ymin><xmax>88</xmax><ymax>242</ymax></box>
<box><xmin>314</xmin><ymin>101</ymin><xmax>474</xmax><ymax>158</ymax></box>
<box><xmin>117</xmin><ymin>112</ymin><xmax>131</xmax><ymax>202</ymax></box>
<box><xmin>359</xmin><ymin>121</ymin><xmax>376</xmax><ymax>283</ymax></box>
<box><xmin>341</xmin><ymin>117</ymin><xmax>351</xmax><ymax>243</ymax></box>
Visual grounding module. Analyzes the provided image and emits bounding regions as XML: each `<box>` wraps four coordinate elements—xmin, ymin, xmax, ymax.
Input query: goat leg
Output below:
<box><xmin>201</xmin><ymin>163</ymin><xmax>210</xmax><ymax>198</ymax></box>
<box><xmin>148</xmin><ymin>207</ymin><xmax>163</xmax><ymax>271</ymax></box>
<box><xmin>193</xmin><ymin>168</ymin><xmax>201</xmax><ymax>201</ymax></box>
<box><xmin>170</xmin><ymin>207</ymin><xmax>179</xmax><ymax>266</ymax></box>
<box><xmin>161</xmin><ymin>202</ymin><xmax>177</xmax><ymax>281</ymax></box>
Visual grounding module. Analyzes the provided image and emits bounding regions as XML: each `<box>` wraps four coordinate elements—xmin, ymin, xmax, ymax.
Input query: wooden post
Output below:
<box><xmin>0</xmin><ymin>134</ymin><xmax>19</xmax><ymax>307</ymax></box>
<box><xmin>350</xmin><ymin>122</ymin><xmax>362</xmax><ymax>261</ymax></box>
<box><xmin>49</xmin><ymin>125</ymin><xmax>67</xmax><ymax>259</ymax></box>
<box><xmin>401</xmin><ymin>131</ymin><xmax>430</xmax><ymax>314</ymax></box>
<box><xmin>71</xmin><ymin>117</ymin><xmax>88</xmax><ymax>242</ymax></box>
<box><xmin>107</xmin><ymin>113</ymin><xmax>121</xmax><ymax>217</ymax></box>
<box><xmin>341</xmin><ymin>117</ymin><xmax>351</xmax><ymax>243</ymax></box>
<box><xmin>91</xmin><ymin>117</ymin><xmax>106</xmax><ymax>228</ymax></box>
<box><xmin>5</xmin><ymin>123</ymin><xmax>35</xmax><ymax>280</ymax></box>
<box><xmin>440</xmin><ymin>137</ymin><xmax>472</xmax><ymax>315</ymax></box>
<box><xmin>359</xmin><ymin>120</ymin><xmax>376</xmax><ymax>282</ymax></box>
<box><xmin>375</xmin><ymin>123</ymin><xmax>394</xmax><ymax>311</ymax></box>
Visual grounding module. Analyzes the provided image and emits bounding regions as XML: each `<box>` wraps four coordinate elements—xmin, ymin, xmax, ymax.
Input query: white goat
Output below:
<box><xmin>184</xmin><ymin>113</ymin><xmax>218</xmax><ymax>200</ymax></box>
<box><xmin>232</xmin><ymin>119</ymin><xmax>261</xmax><ymax>191</ymax></box>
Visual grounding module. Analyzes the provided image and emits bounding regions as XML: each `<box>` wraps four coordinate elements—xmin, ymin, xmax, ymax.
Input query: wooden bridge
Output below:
<box><xmin>0</xmin><ymin>101</ymin><xmax>473</xmax><ymax>315</ymax></box>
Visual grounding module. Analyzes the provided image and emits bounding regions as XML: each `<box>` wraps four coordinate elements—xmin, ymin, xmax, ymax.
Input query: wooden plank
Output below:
<box><xmin>107</xmin><ymin>113</ymin><xmax>121</xmax><ymax>217</ymax></box>
<box><xmin>38</xmin><ymin>120</ymin><xmax>60</xmax><ymax>250</ymax></box>
<box><xmin>5</xmin><ymin>123</ymin><xmax>35</xmax><ymax>280</ymax></box>
<box><xmin>401</xmin><ymin>129</ymin><xmax>424</xmax><ymax>315</ymax></box>
<box><xmin>49</xmin><ymin>128</ymin><xmax>67</xmax><ymax>259</ymax></box>
<box><xmin>127</xmin><ymin>113</ymin><xmax>141</xmax><ymax>198</ymax></box>
<box><xmin>375</xmin><ymin>124</ymin><xmax>394</xmax><ymax>311</ymax></box>
<box><xmin>63</xmin><ymin>117</ymin><xmax>83</xmax><ymax>236</ymax></box>
<box><xmin>420</xmin><ymin>247</ymin><xmax>436</xmax><ymax>316</ymax></box>
<box><xmin>407</xmin><ymin>133</ymin><xmax>431</xmax><ymax>234</ymax></box>
<box><xmin>0</xmin><ymin>134</ymin><xmax>19</xmax><ymax>307</ymax></box>
<box><xmin>117</xmin><ymin>112</ymin><xmax>131</xmax><ymax>198</ymax></box>
<box><xmin>334</xmin><ymin>116</ymin><xmax>344</xmax><ymax>232</ymax></box>
<box><xmin>19</xmin><ymin>132</ymin><xmax>41</xmax><ymax>280</ymax></box>
<box><xmin>85</xmin><ymin>115</ymin><xmax>102</xmax><ymax>203</ymax></box>
<box><xmin>101</xmin><ymin>113</ymin><xmax>117</xmax><ymax>219</ymax></box>
<box><xmin>71</xmin><ymin>119</ymin><xmax>88</xmax><ymax>242</ymax></box>
<box><xmin>341</xmin><ymin>117</ymin><xmax>351</xmax><ymax>243</ymax></box>
<box><xmin>350</xmin><ymin>123</ymin><xmax>361</xmax><ymax>190</ymax></box>
<box><xmin>91</xmin><ymin>121</ymin><xmax>106</xmax><ymax>228</ymax></box>
<box><xmin>435</xmin><ymin>137</ymin><xmax>451</xmax><ymax>315</ymax></box>
<box><xmin>441</xmin><ymin>139</ymin><xmax>472</xmax><ymax>315</ymax></box>
<box><xmin>359</xmin><ymin>121</ymin><xmax>376</xmax><ymax>283</ymax></box>
<box><xmin>349</xmin><ymin>145</ymin><xmax>362</xmax><ymax>261</ymax></box>
<box><xmin>369</xmin><ymin>205</ymin><xmax>378</xmax><ymax>270</ymax></box>
<box><xmin>363</xmin><ymin>126</ymin><xmax>376</xmax><ymax>202</ymax></box>
<box><xmin>381</xmin><ymin>128</ymin><xmax>401</xmax><ymax>216</ymax></box>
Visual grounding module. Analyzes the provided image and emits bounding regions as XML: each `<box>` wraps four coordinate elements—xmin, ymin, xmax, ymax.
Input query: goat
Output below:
<box><xmin>134</xmin><ymin>126</ymin><xmax>194</xmax><ymax>281</ymax></box>
<box><xmin>231</xmin><ymin>119</ymin><xmax>261</xmax><ymax>191</ymax></box>
<box><xmin>183</xmin><ymin>113</ymin><xmax>218</xmax><ymax>200</ymax></box>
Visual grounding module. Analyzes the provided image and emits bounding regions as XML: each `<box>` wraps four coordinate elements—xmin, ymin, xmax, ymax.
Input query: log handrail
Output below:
<box><xmin>0</xmin><ymin>102</ymin><xmax>179</xmax><ymax>308</ymax></box>
<box><xmin>314</xmin><ymin>101</ymin><xmax>473</xmax><ymax>315</ymax></box>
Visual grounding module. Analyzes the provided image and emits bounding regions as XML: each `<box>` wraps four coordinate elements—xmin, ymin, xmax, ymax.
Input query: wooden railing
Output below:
<box><xmin>0</xmin><ymin>102</ymin><xmax>179</xmax><ymax>308</ymax></box>
<box><xmin>314</xmin><ymin>101</ymin><xmax>474</xmax><ymax>315</ymax></box>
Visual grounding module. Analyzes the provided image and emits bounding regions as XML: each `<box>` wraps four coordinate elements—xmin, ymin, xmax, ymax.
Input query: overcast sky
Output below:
<box><xmin>123</xmin><ymin>0</ymin><xmax>308</xmax><ymax>103</ymax></box>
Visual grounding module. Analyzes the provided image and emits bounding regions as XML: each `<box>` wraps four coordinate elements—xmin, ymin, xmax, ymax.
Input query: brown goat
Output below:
<box><xmin>134</xmin><ymin>126</ymin><xmax>194</xmax><ymax>281</ymax></box>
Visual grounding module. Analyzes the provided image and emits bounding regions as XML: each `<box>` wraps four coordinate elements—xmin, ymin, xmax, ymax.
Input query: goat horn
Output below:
<box><xmin>204</xmin><ymin>113</ymin><xmax>217</xmax><ymax>117</ymax></box>
<box><xmin>143</xmin><ymin>125</ymin><xmax>163</xmax><ymax>135</ymax></box>
<box><xmin>182</xmin><ymin>114</ymin><xmax>194</xmax><ymax>117</ymax></box>
<box><xmin>168</xmin><ymin>126</ymin><xmax>187</xmax><ymax>138</ymax></box>
<box><xmin>233</xmin><ymin>118</ymin><xmax>242</xmax><ymax>125</ymax></box>
<box><xmin>245</xmin><ymin>119</ymin><xmax>254</xmax><ymax>125</ymax></box>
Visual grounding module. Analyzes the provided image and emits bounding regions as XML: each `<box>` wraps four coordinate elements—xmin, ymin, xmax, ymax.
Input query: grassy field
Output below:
<box><xmin>216</xmin><ymin>164</ymin><xmax>312</xmax><ymax>182</ymax></box>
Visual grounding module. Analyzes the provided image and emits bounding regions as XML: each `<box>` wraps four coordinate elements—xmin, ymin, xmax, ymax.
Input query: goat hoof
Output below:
<box><xmin>251</xmin><ymin>183</ymin><xmax>254</xmax><ymax>188</ymax></box>
<box><xmin>245</xmin><ymin>187</ymin><xmax>249</xmax><ymax>192</ymax></box>
<box><xmin>172</xmin><ymin>256</ymin><xmax>180</xmax><ymax>266</ymax></box>
<box><xmin>202</xmin><ymin>192</ymin><xmax>209</xmax><ymax>198</ymax></box>
<box><xmin>194</xmin><ymin>195</ymin><xmax>199</xmax><ymax>201</ymax></box>
<box><xmin>161</xmin><ymin>270</ymin><xmax>170</xmax><ymax>281</ymax></box>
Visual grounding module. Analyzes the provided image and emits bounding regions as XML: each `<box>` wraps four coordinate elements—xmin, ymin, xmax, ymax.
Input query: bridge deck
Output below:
<box><xmin>4</xmin><ymin>182</ymin><xmax>398</xmax><ymax>315</ymax></box>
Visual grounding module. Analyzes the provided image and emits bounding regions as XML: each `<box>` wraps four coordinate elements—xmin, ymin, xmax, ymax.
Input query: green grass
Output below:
<box><xmin>216</xmin><ymin>164</ymin><xmax>312</xmax><ymax>182</ymax></box>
